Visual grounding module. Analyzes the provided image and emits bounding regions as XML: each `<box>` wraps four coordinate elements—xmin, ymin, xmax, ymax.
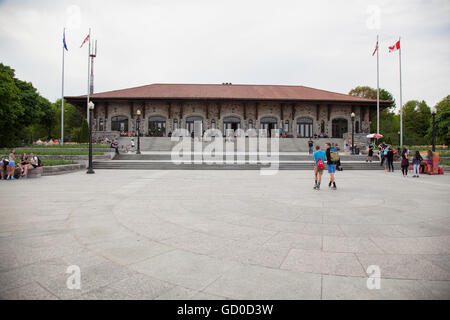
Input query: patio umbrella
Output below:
<box><xmin>366</xmin><ymin>133</ymin><xmax>383</xmax><ymax>139</ymax></box>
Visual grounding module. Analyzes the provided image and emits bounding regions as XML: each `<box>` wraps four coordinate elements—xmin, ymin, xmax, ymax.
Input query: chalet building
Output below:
<box><xmin>66</xmin><ymin>83</ymin><xmax>391</xmax><ymax>139</ymax></box>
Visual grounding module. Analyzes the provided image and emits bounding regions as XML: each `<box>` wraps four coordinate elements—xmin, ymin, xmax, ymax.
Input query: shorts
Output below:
<box><xmin>32</xmin><ymin>164</ymin><xmax>38</xmax><ymax>168</ymax></box>
<box><xmin>8</xmin><ymin>161</ymin><xmax>15</xmax><ymax>167</ymax></box>
<box><xmin>327</xmin><ymin>164</ymin><xmax>336</xmax><ymax>174</ymax></box>
<box><xmin>315</xmin><ymin>166</ymin><xmax>324</xmax><ymax>173</ymax></box>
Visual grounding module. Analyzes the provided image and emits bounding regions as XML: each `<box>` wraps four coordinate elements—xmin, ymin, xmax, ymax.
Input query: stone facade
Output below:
<box><xmin>90</xmin><ymin>100</ymin><xmax>372</xmax><ymax>138</ymax></box>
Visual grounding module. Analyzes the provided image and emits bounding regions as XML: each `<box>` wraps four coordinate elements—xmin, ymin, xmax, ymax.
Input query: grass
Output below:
<box><xmin>440</xmin><ymin>161</ymin><xmax>450</xmax><ymax>166</ymax></box>
<box><xmin>0</xmin><ymin>149</ymin><xmax>104</xmax><ymax>156</ymax></box>
<box><xmin>24</xmin><ymin>144</ymin><xmax>110</xmax><ymax>149</ymax></box>
<box><xmin>41</xmin><ymin>160</ymin><xmax>78</xmax><ymax>166</ymax></box>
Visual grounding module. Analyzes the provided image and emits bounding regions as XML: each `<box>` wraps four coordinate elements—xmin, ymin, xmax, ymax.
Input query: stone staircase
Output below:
<box><xmin>93</xmin><ymin>152</ymin><xmax>397</xmax><ymax>170</ymax></box>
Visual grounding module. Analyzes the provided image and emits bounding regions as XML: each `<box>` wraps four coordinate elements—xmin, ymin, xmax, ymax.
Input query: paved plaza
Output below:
<box><xmin>0</xmin><ymin>169</ymin><xmax>449</xmax><ymax>300</ymax></box>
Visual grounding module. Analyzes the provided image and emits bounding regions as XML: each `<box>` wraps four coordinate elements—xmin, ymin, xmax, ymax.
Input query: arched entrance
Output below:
<box><xmin>148</xmin><ymin>116</ymin><xmax>166</xmax><ymax>136</ymax></box>
<box><xmin>223</xmin><ymin>116</ymin><xmax>241</xmax><ymax>136</ymax></box>
<box><xmin>185</xmin><ymin>116</ymin><xmax>203</xmax><ymax>135</ymax></box>
<box><xmin>296</xmin><ymin>117</ymin><xmax>313</xmax><ymax>138</ymax></box>
<box><xmin>111</xmin><ymin>116</ymin><xmax>128</xmax><ymax>135</ymax></box>
<box><xmin>260</xmin><ymin>117</ymin><xmax>278</xmax><ymax>137</ymax></box>
<box><xmin>332</xmin><ymin>118</ymin><xmax>348</xmax><ymax>138</ymax></box>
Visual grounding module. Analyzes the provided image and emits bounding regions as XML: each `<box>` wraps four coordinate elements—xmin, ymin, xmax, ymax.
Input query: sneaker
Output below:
<box><xmin>313</xmin><ymin>185</ymin><xmax>318</xmax><ymax>190</ymax></box>
<box><xmin>331</xmin><ymin>186</ymin><xmax>337</xmax><ymax>190</ymax></box>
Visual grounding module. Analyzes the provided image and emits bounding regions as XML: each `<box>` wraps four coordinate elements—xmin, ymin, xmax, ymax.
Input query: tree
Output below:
<box><xmin>429</xmin><ymin>95</ymin><xmax>450</xmax><ymax>145</ymax></box>
<box><xmin>402</xmin><ymin>100</ymin><xmax>431</xmax><ymax>145</ymax></box>
<box><xmin>73</xmin><ymin>120</ymin><xmax>90</xmax><ymax>143</ymax></box>
<box><xmin>349</xmin><ymin>86</ymin><xmax>397</xmax><ymax>144</ymax></box>
<box><xmin>0</xmin><ymin>66</ymin><xmax>24</xmax><ymax>147</ymax></box>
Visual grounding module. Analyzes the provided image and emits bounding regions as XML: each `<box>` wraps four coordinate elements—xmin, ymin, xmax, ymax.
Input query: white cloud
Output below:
<box><xmin>0</xmin><ymin>0</ymin><xmax>449</xmax><ymax>108</ymax></box>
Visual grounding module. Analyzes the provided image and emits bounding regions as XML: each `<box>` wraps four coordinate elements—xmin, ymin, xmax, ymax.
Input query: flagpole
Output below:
<box><xmin>376</xmin><ymin>34</ymin><xmax>380</xmax><ymax>135</ymax></box>
<box><xmin>398</xmin><ymin>37</ymin><xmax>403</xmax><ymax>147</ymax></box>
<box><xmin>61</xmin><ymin>28</ymin><xmax>65</xmax><ymax>144</ymax></box>
<box><xmin>86</xmin><ymin>28</ymin><xmax>91</xmax><ymax>125</ymax></box>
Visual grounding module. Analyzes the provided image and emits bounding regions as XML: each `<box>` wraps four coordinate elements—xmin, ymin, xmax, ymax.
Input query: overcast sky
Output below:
<box><xmin>0</xmin><ymin>0</ymin><xmax>449</xmax><ymax>110</ymax></box>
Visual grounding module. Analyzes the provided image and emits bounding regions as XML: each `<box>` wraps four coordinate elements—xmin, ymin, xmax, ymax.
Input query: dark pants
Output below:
<box><xmin>402</xmin><ymin>166</ymin><xmax>408</xmax><ymax>176</ymax></box>
<box><xmin>388</xmin><ymin>159</ymin><xmax>394</xmax><ymax>172</ymax></box>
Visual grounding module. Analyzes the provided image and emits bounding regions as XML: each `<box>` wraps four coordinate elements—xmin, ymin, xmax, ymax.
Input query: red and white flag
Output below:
<box><xmin>80</xmin><ymin>34</ymin><xmax>90</xmax><ymax>48</ymax></box>
<box><xmin>372</xmin><ymin>41</ymin><xmax>378</xmax><ymax>56</ymax></box>
<box><xmin>389</xmin><ymin>40</ymin><xmax>400</xmax><ymax>53</ymax></box>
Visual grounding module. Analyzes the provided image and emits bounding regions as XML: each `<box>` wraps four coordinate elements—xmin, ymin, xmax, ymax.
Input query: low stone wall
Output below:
<box><xmin>42</xmin><ymin>163</ymin><xmax>86</xmax><ymax>176</ymax></box>
<box><xmin>38</xmin><ymin>154</ymin><xmax>113</xmax><ymax>161</ymax></box>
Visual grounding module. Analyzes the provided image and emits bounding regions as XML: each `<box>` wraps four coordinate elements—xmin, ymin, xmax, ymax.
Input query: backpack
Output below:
<box><xmin>329</xmin><ymin>148</ymin><xmax>340</xmax><ymax>163</ymax></box>
<box><xmin>37</xmin><ymin>156</ymin><xmax>42</xmax><ymax>167</ymax></box>
<box><xmin>317</xmin><ymin>158</ymin><xmax>325</xmax><ymax>170</ymax></box>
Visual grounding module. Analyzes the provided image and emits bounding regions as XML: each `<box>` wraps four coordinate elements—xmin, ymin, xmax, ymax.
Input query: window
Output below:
<box><xmin>284</xmin><ymin>120</ymin><xmax>289</xmax><ymax>133</ymax></box>
<box><xmin>111</xmin><ymin>116</ymin><xmax>128</xmax><ymax>135</ymax></box>
<box><xmin>211</xmin><ymin>119</ymin><xmax>215</xmax><ymax>129</ymax></box>
<box><xmin>332</xmin><ymin>118</ymin><xmax>348</xmax><ymax>138</ymax></box>
<box><xmin>296</xmin><ymin>117</ymin><xmax>313</xmax><ymax>138</ymax></box>
<box><xmin>148</xmin><ymin>116</ymin><xmax>166</xmax><ymax>137</ymax></box>
<box><xmin>248</xmin><ymin>120</ymin><xmax>253</xmax><ymax>129</ymax></box>
<box><xmin>99</xmin><ymin>119</ymin><xmax>104</xmax><ymax>131</ymax></box>
<box><xmin>173</xmin><ymin>119</ymin><xmax>178</xmax><ymax>130</ymax></box>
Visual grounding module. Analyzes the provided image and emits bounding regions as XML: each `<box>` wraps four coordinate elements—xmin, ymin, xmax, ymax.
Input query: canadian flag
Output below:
<box><xmin>80</xmin><ymin>34</ymin><xmax>90</xmax><ymax>48</ymax></box>
<box><xmin>372</xmin><ymin>41</ymin><xmax>378</xmax><ymax>56</ymax></box>
<box><xmin>389</xmin><ymin>40</ymin><xmax>400</xmax><ymax>53</ymax></box>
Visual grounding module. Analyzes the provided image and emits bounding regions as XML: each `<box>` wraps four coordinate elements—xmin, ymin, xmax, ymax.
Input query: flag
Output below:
<box><xmin>63</xmin><ymin>30</ymin><xmax>68</xmax><ymax>51</ymax></box>
<box><xmin>372</xmin><ymin>41</ymin><xmax>378</xmax><ymax>56</ymax></box>
<box><xmin>80</xmin><ymin>34</ymin><xmax>90</xmax><ymax>48</ymax></box>
<box><xmin>389</xmin><ymin>40</ymin><xmax>400</xmax><ymax>53</ymax></box>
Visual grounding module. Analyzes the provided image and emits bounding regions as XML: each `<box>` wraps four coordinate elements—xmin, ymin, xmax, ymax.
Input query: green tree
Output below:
<box><xmin>0</xmin><ymin>66</ymin><xmax>24</xmax><ymax>147</ymax></box>
<box><xmin>402</xmin><ymin>100</ymin><xmax>431</xmax><ymax>145</ymax></box>
<box><xmin>73</xmin><ymin>120</ymin><xmax>90</xmax><ymax>143</ymax></box>
<box><xmin>429</xmin><ymin>95</ymin><xmax>450</xmax><ymax>145</ymax></box>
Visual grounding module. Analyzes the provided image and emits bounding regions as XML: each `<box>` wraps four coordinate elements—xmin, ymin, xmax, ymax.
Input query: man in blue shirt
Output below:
<box><xmin>312</xmin><ymin>145</ymin><xmax>326</xmax><ymax>190</ymax></box>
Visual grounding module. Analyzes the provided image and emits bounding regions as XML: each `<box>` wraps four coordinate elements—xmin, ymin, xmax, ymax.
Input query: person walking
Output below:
<box><xmin>387</xmin><ymin>147</ymin><xmax>394</xmax><ymax>172</ymax></box>
<box><xmin>312</xmin><ymin>145</ymin><xmax>326</xmax><ymax>190</ymax></box>
<box><xmin>308</xmin><ymin>139</ymin><xmax>314</xmax><ymax>155</ymax></box>
<box><xmin>401</xmin><ymin>149</ymin><xmax>409</xmax><ymax>177</ymax></box>
<box><xmin>325</xmin><ymin>142</ymin><xmax>338</xmax><ymax>190</ymax></box>
<box><xmin>412</xmin><ymin>151</ymin><xmax>423</xmax><ymax>178</ymax></box>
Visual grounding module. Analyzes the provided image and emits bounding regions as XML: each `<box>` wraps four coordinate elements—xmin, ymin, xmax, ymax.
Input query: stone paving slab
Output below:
<box><xmin>0</xmin><ymin>170</ymin><xmax>449</xmax><ymax>299</ymax></box>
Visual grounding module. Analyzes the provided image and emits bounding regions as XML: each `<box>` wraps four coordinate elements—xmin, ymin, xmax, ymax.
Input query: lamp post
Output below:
<box><xmin>351</xmin><ymin>112</ymin><xmax>355</xmax><ymax>155</ymax></box>
<box><xmin>87</xmin><ymin>101</ymin><xmax>95</xmax><ymax>174</ymax></box>
<box><xmin>432</xmin><ymin>108</ymin><xmax>436</xmax><ymax>152</ymax></box>
<box><xmin>136</xmin><ymin>109</ymin><xmax>141</xmax><ymax>155</ymax></box>
<box><xmin>398</xmin><ymin>131</ymin><xmax>401</xmax><ymax>147</ymax></box>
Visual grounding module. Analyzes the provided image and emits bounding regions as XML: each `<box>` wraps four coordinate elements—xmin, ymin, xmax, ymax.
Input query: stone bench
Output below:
<box><xmin>26</xmin><ymin>166</ymin><xmax>43</xmax><ymax>178</ymax></box>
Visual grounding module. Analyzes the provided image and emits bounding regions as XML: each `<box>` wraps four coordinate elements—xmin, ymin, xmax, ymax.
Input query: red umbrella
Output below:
<box><xmin>366</xmin><ymin>133</ymin><xmax>383</xmax><ymax>139</ymax></box>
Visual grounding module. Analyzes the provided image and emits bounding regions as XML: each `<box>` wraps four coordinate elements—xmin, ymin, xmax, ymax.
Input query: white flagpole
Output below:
<box><xmin>86</xmin><ymin>28</ymin><xmax>91</xmax><ymax>124</ymax></box>
<box><xmin>376</xmin><ymin>34</ymin><xmax>380</xmax><ymax>135</ymax></box>
<box><xmin>398</xmin><ymin>37</ymin><xmax>403</xmax><ymax>147</ymax></box>
<box><xmin>61</xmin><ymin>28</ymin><xmax>65</xmax><ymax>144</ymax></box>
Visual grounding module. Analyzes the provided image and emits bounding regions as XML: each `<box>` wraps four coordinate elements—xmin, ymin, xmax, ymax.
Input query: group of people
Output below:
<box><xmin>375</xmin><ymin>143</ymin><xmax>436</xmax><ymax>177</ymax></box>
<box><xmin>312</xmin><ymin>142</ymin><xmax>341</xmax><ymax>190</ymax></box>
<box><xmin>1</xmin><ymin>149</ymin><xmax>40</xmax><ymax>180</ymax></box>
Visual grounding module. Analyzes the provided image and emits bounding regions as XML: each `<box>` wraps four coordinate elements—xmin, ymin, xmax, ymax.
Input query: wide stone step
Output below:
<box><xmin>93</xmin><ymin>160</ymin><xmax>398</xmax><ymax>170</ymax></box>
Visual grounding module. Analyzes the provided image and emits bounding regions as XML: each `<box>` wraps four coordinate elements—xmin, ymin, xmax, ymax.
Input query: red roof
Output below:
<box><xmin>66</xmin><ymin>83</ymin><xmax>389</xmax><ymax>104</ymax></box>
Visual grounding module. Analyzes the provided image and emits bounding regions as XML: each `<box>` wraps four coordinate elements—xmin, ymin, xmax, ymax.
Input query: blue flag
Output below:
<box><xmin>63</xmin><ymin>30</ymin><xmax>68</xmax><ymax>51</ymax></box>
